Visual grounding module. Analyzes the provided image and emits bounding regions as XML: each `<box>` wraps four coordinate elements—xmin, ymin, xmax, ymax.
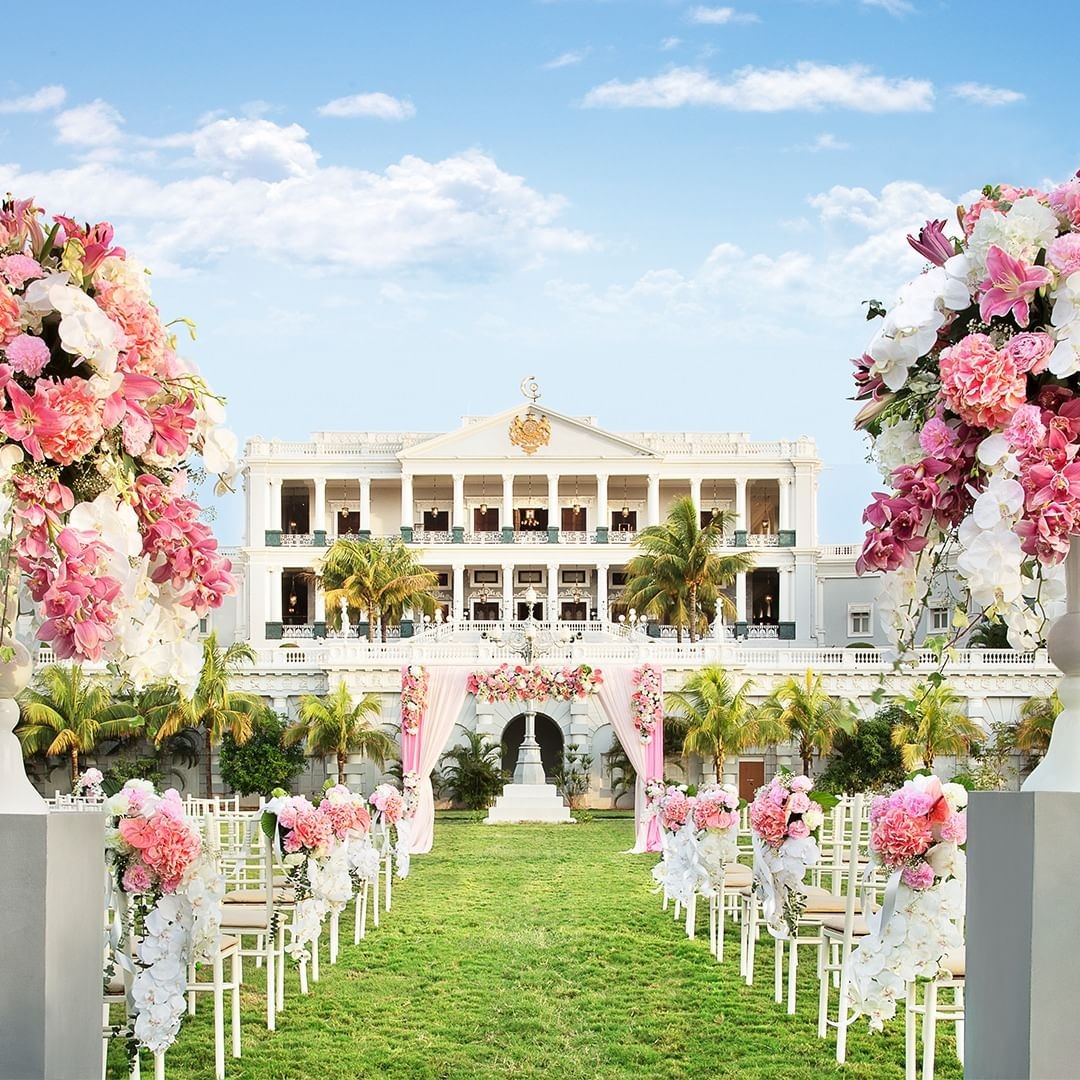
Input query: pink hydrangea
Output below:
<box><xmin>901</xmin><ymin>861</ymin><xmax>936</xmax><ymax>889</ymax></box>
<box><xmin>749</xmin><ymin>795</ymin><xmax>788</xmax><ymax>849</ymax></box>
<box><xmin>787</xmin><ymin>791</ymin><xmax>812</xmax><ymax>814</ymax></box>
<box><xmin>870</xmin><ymin>804</ymin><xmax>934</xmax><ymax>866</ymax></box>
<box><xmin>1047</xmin><ymin>233</ymin><xmax>1080</xmax><ymax>277</ymax></box>
<box><xmin>5</xmin><ymin>334</ymin><xmax>50</xmax><ymax>377</ymax></box>
<box><xmin>939</xmin><ymin>333</ymin><xmax>1026</xmax><ymax>430</ymax></box>
<box><xmin>1004</xmin><ymin>332</ymin><xmax>1055</xmax><ymax>375</ymax></box>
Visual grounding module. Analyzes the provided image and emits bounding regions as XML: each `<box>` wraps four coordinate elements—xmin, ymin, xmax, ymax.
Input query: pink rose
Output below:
<box><xmin>919</xmin><ymin>416</ymin><xmax>959</xmax><ymax>458</ymax></box>
<box><xmin>1004</xmin><ymin>332</ymin><xmax>1055</xmax><ymax>375</ymax></box>
<box><xmin>788</xmin><ymin>791</ymin><xmax>811</xmax><ymax>814</ymax></box>
<box><xmin>1004</xmin><ymin>404</ymin><xmax>1047</xmax><ymax>453</ymax></box>
<box><xmin>790</xmin><ymin>776</ymin><xmax>813</xmax><ymax>792</ymax></box>
<box><xmin>787</xmin><ymin>819</ymin><xmax>811</xmax><ymax>840</ymax></box>
<box><xmin>1048</xmin><ymin>233</ymin><xmax>1080</xmax><ymax>277</ymax></box>
<box><xmin>901</xmin><ymin>861</ymin><xmax>936</xmax><ymax>889</ymax></box>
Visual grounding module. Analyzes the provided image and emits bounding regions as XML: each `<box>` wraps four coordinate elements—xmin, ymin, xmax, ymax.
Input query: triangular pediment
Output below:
<box><xmin>398</xmin><ymin>406</ymin><xmax>657</xmax><ymax>463</ymax></box>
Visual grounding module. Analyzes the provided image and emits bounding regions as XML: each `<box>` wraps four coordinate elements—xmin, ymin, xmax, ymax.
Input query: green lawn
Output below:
<box><xmin>114</xmin><ymin>818</ymin><xmax>961</xmax><ymax>1079</ymax></box>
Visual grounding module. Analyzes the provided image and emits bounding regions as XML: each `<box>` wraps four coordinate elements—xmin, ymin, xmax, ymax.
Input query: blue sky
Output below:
<box><xmin>0</xmin><ymin>0</ymin><xmax>1072</xmax><ymax>543</ymax></box>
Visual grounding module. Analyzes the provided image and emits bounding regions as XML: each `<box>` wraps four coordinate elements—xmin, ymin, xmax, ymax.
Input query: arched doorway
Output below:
<box><xmin>501</xmin><ymin>713</ymin><xmax>564</xmax><ymax>779</ymax></box>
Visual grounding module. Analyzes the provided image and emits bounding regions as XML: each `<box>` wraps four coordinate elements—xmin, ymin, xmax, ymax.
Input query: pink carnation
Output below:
<box><xmin>901</xmin><ymin>861</ymin><xmax>936</xmax><ymax>889</ymax></box>
<box><xmin>1050</xmin><ymin>180</ymin><xmax>1080</xmax><ymax>229</ymax></box>
<box><xmin>787</xmin><ymin>791</ymin><xmax>811</xmax><ymax>814</ymax></box>
<box><xmin>939</xmin><ymin>334</ymin><xmax>1026</xmax><ymax>430</ymax></box>
<box><xmin>787</xmin><ymin>819</ymin><xmax>811</xmax><ymax>840</ymax></box>
<box><xmin>870</xmin><ymin>805</ymin><xmax>934</xmax><ymax>868</ymax></box>
<box><xmin>1004</xmin><ymin>404</ymin><xmax>1047</xmax><ymax>452</ymax></box>
<box><xmin>37</xmin><ymin>378</ymin><xmax>105</xmax><ymax>466</ymax></box>
<box><xmin>5</xmin><ymin>334</ymin><xmax>50</xmax><ymax>377</ymax></box>
<box><xmin>0</xmin><ymin>254</ymin><xmax>43</xmax><ymax>289</ymax></box>
<box><xmin>0</xmin><ymin>288</ymin><xmax>19</xmax><ymax>346</ymax></box>
<box><xmin>938</xmin><ymin>811</ymin><xmax>967</xmax><ymax>844</ymax></box>
<box><xmin>1048</xmin><ymin>234</ymin><xmax>1080</xmax><ymax>278</ymax></box>
<box><xmin>122</xmin><ymin>862</ymin><xmax>152</xmax><ymax>893</ymax></box>
<box><xmin>919</xmin><ymin>417</ymin><xmax>959</xmax><ymax>458</ymax></box>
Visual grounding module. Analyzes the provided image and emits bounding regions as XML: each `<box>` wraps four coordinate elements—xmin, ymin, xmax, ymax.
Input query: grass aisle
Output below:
<box><xmin>136</xmin><ymin>818</ymin><xmax>961</xmax><ymax>1080</ymax></box>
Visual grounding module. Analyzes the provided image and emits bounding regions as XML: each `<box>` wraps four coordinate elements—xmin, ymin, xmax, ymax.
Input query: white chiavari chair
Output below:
<box><xmin>904</xmin><ymin>948</ymin><xmax>964</xmax><ymax>1078</ymax></box>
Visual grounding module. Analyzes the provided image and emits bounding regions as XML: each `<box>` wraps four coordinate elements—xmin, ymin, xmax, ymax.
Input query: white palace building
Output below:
<box><xmin>201</xmin><ymin>390</ymin><xmax>1057</xmax><ymax>802</ymax></box>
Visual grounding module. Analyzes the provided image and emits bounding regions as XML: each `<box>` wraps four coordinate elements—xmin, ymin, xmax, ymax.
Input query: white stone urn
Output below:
<box><xmin>1024</xmin><ymin>544</ymin><xmax>1080</xmax><ymax>792</ymax></box>
<box><xmin>0</xmin><ymin>639</ymin><xmax>45</xmax><ymax>813</ymax></box>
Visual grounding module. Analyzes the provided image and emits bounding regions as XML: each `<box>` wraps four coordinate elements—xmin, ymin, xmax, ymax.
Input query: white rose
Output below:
<box><xmin>925</xmin><ymin>841</ymin><xmax>958</xmax><ymax>879</ymax></box>
<box><xmin>941</xmin><ymin>782</ymin><xmax>969</xmax><ymax>811</ymax></box>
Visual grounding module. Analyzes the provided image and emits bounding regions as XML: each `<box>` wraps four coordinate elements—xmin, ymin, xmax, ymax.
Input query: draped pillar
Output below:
<box><xmin>401</xmin><ymin>666</ymin><xmax>471</xmax><ymax>856</ymax></box>
<box><xmin>595</xmin><ymin>666</ymin><xmax>664</xmax><ymax>853</ymax></box>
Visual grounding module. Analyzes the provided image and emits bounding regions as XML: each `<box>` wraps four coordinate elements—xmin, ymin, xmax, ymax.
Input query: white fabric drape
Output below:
<box><xmin>410</xmin><ymin>666</ymin><xmax>471</xmax><ymax>855</ymax></box>
<box><xmin>595</xmin><ymin>666</ymin><xmax>651</xmax><ymax>853</ymax></box>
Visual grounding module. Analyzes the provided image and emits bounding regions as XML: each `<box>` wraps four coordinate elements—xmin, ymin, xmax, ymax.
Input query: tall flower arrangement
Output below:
<box><xmin>400</xmin><ymin>665</ymin><xmax>428</xmax><ymax>736</ymax></box>
<box><xmin>466</xmin><ymin>663</ymin><xmax>603</xmax><ymax>703</ymax></box>
<box><xmin>630</xmin><ymin>664</ymin><xmax>663</xmax><ymax>743</ymax></box>
<box><xmin>749</xmin><ymin>774</ymin><xmax>824</xmax><ymax>936</ymax></box>
<box><xmin>849</xmin><ymin>775</ymin><xmax>968</xmax><ymax>1030</ymax></box>
<box><xmin>853</xmin><ymin>176</ymin><xmax>1080</xmax><ymax>651</ymax></box>
<box><xmin>692</xmin><ymin>783</ymin><xmax>742</xmax><ymax>886</ymax></box>
<box><xmin>0</xmin><ymin>197</ymin><xmax>237</xmax><ymax>692</ymax></box>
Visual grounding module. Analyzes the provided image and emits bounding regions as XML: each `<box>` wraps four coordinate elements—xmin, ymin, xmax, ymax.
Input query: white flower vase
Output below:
<box><xmin>0</xmin><ymin>640</ymin><xmax>44</xmax><ymax>813</ymax></box>
<box><xmin>1024</xmin><ymin>543</ymin><xmax>1080</xmax><ymax>792</ymax></box>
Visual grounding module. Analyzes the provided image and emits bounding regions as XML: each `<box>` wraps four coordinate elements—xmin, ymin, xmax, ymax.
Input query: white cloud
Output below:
<box><xmin>582</xmin><ymin>62</ymin><xmax>934</xmax><ymax>112</ymax></box>
<box><xmin>807</xmin><ymin>132</ymin><xmax>850</xmax><ymax>152</ymax></box>
<box><xmin>860</xmin><ymin>0</ymin><xmax>915</xmax><ymax>15</ymax></box>
<box><xmin>317</xmin><ymin>92</ymin><xmax>416</xmax><ymax>121</ymax></box>
<box><xmin>542</xmin><ymin>48</ymin><xmax>592</xmax><ymax>70</ymax></box>
<box><xmin>0</xmin><ymin>115</ymin><xmax>592</xmax><ymax>276</ymax></box>
<box><xmin>660</xmin><ymin>36</ymin><xmax>682</xmax><ymax>51</ymax></box>
<box><xmin>951</xmin><ymin>82</ymin><xmax>1024</xmax><ymax>106</ymax></box>
<box><xmin>687</xmin><ymin>6</ymin><xmax>759</xmax><ymax>25</ymax></box>
<box><xmin>0</xmin><ymin>85</ymin><xmax>66</xmax><ymax>114</ymax></box>
<box><xmin>54</xmin><ymin>100</ymin><xmax>124</xmax><ymax>146</ymax></box>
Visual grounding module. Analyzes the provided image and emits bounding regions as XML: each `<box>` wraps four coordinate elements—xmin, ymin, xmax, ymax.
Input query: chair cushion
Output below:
<box><xmin>104</xmin><ymin>975</ymin><xmax>125</xmax><ymax>996</ymax></box>
<box><xmin>224</xmin><ymin>887</ymin><xmax>295</xmax><ymax>904</ymax></box>
<box><xmin>821</xmin><ymin>914</ymin><xmax>871</xmax><ymax>937</ymax></box>
<box><xmin>723</xmin><ymin>867</ymin><xmax>753</xmax><ymax>887</ymax></box>
<box><xmin>800</xmin><ymin>893</ymin><xmax>859</xmax><ymax>915</ymax></box>
<box><xmin>941</xmin><ymin>949</ymin><xmax>965</xmax><ymax>977</ymax></box>
<box><xmin>219</xmin><ymin>905</ymin><xmax>273</xmax><ymax>930</ymax></box>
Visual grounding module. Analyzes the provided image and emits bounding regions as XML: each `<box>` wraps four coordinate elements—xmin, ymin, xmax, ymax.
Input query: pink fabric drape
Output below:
<box><xmin>596</xmin><ymin>666</ymin><xmax>664</xmax><ymax>853</ymax></box>
<box><xmin>404</xmin><ymin>666</ymin><xmax>470</xmax><ymax>856</ymax></box>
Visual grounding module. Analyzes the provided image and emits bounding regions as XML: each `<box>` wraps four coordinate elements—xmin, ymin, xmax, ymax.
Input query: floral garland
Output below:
<box><xmin>749</xmin><ymin>774</ymin><xmax>824</xmax><ymax>937</ymax></box>
<box><xmin>74</xmin><ymin>766</ymin><xmax>104</xmax><ymax>800</ymax></box>
<box><xmin>692</xmin><ymin>783</ymin><xmax>742</xmax><ymax>887</ymax></box>
<box><xmin>0</xmin><ymin>198</ymin><xmax>236</xmax><ymax>691</ymax></box>
<box><xmin>849</xmin><ymin>775</ymin><xmax>968</xmax><ymax>1031</ymax></box>
<box><xmin>630</xmin><ymin>664</ymin><xmax>663</xmax><ymax>744</ymax></box>
<box><xmin>400</xmin><ymin>665</ymin><xmax>429</xmax><ymax>736</ymax></box>
<box><xmin>466</xmin><ymin>663</ymin><xmax>603</xmax><ymax>703</ymax></box>
<box><xmin>853</xmin><ymin>175</ymin><xmax>1080</xmax><ymax>652</ymax></box>
<box><xmin>104</xmin><ymin>780</ymin><xmax>224</xmax><ymax>1054</ymax></box>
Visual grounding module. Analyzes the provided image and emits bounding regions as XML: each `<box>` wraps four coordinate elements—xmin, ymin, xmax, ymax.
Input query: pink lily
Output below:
<box><xmin>978</xmin><ymin>245</ymin><xmax>1052</xmax><ymax>328</ymax></box>
<box><xmin>53</xmin><ymin>216</ymin><xmax>125</xmax><ymax>275</ymax></box>
<box><xmin>1</xmin><ymin>382</ymin><xmax>64</xmax><ymax>461</ymax></box>
<box><xmin>907</xmin><ymin>219</ymin><xmax>955</xmax><ymax>267</ymax></box>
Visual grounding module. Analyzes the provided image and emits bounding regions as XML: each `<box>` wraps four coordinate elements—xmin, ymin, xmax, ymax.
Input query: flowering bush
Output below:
<box><xmin>0</xmin><ymin>198</ymin><xmax>237</xmax><ymax>691</ymax></box>
<box><xmin>851</xmin><ymin>774</ymin><xmax>968</xmax><ymax>1031</ymax></box>
<box><xmin>466</xmin><ymin>663</ymin><xmax>603</xmax><ymax>703</ymax></box>
<box><xmin>400</xmin><ymin>665</ymin><xmax>429</xmax><ymax>736</ymax></box>
<box><xmin>630</xmin><ymin>664</ymin><xmax>663</xmax><ymax>743</ymax></box>
<box><xmin>74</xmin><ymin>765</ymin><xmax>104</xmax><ymax>800</ymax></box>
<box><xmin>852</xmin><ymin>175</ymin><xmax>1080</xmax><ymax>651</ymax></box>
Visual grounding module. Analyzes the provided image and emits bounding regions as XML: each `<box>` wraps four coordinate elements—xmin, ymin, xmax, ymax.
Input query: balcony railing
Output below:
<box><xmin>747</xmin><ymin>533</ymin><xmax>779</xmax><ymax>548</ymax></box>
<box><xmin>281</xmin><ymin>533</ymin><xmax>315</xmax><ymax>547</ymax></box>
<box><xmin>513</xmin><ymin>530</ymin><xmax>549</xmax><ymax>544</ymax></box>
<box><xmin>609</xmin><ymin>530</ymin><xmax>639</xmax><ymax>544</ymax></box>
<box><xmin>412</xmin><ymin>529</ymin><xmax>453</xmax><ymax>545</ymax></box>
<box><xmin>462</xmin><ymin>531</ymin><xmax>503</xmax><ymax>544</ymax></box>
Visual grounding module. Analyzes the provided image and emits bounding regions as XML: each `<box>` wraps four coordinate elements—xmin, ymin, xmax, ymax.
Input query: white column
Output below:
<box><xmin>647</xmin><ymin>474</ymin><xmax>661</xmax><ymax>526</ymax></box>
<box><xmin>596</xmin><ymin>565</ymin><xmax>608</xmax><ymax>621</ymax></box>
<box><xmin>269</xmin><ymin>566</ymin><xmax>282</xmax><ymax>622</ymax></box>
<box><xmin>314</xmin><ymin>579</ymin><xmax>326</xmax><ymax>623</ymax></box>
<box><xmin>735</xmin><ymin>477</ymin><xmax>747</xmax><ymax>531</ymax></box>
<box><xmin>688</xmin><ymin>477</ymin><xmax>701</xmax><ymax>520</ymax></box>
<box><xmin>452</xmin><ymin>564</ymin><xmax>465</xmax><ymax>621</ymax></box>
<box><xmin>736</xmin><ymin>571</ymin><xmax>747</xmax><ymax>623</ymax></box>
<box><xmin>779</xmin><ymin>476</ymin><xmax>793</xmax><ymax>531</ymax></box>
<box><xmin>779</xmin><ymin>567</ymin><xmax>793</xmax><ymax>621</ymax></box>
<box><xmin>247</xmin><ymin>468</ymin><xmax>264</xmax><ymax>546</ymax></box>
<box><xmin>596</xmin><ymin>473</ymin><xmax>608</xmax><ymax>533</ymax></box>
<box><xmin>547</xmin><ymin>562</ymin><xmax>559</xmax><ymax>622</ymax></box>
<box><xmin>815</xmin><ymin>576</ymin><xmax>826</xmax><ymax>643</ymax></box>
<box><xmin>313</xmin><ymin>477</ymin><xmax>326</xmax><ymax>535</ymax></box>
<box><xmin>547</xmin><ymin>473</ymin><xmax>560</xmax><ymax>530</ymax></box>
<box><xmin>400</xmin><ymin>473</ymin><xmax>413</xmax><ymax>532</ymax></box>
<box><xmin>501</xmin><ymin>562</ymin><xmax>514</xmax><ymax>622</ymax></box>
<box><xmin>250</xmin><ymin>563</ymin><xmax>268</xmax><ymax>637</ymax></box>
<box><xmin>268</xmin><ymin>477</ymin><xmax>282</xmax><ymax>532</ymax></box>
<box><xmin>502</xmin><ymin>473</ymin><xmax>514</xmax><ymax>532</ymax></box>
<box><xmin>359</xmin><ymin>477</ymin><xmax>371</xmax><ymax>532</ymax></box>
<box><xmin>452</xmin><ymin>473</ymin><xmax>465</xmax><ymax>531</ymax></box>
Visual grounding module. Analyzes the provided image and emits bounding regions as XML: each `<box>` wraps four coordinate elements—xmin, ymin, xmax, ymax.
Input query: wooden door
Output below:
<box><xmin>738</xmin><ymin>760</ymin><xmax>765</xmax><ymax>804</ymax></box>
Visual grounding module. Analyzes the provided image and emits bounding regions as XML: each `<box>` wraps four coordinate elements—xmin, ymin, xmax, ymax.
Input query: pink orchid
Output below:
<box><xmin>978</xmin><ymin>245</ymin><xmax>1052</xmax><ymax>328</ymax></box>
<box><xmin>1</xmin><ymin>382</ymin><xmax>64</xmax><ymax>461</ymax></box>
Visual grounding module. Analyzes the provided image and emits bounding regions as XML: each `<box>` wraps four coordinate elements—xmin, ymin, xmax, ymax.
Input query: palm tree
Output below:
<box><xmin>666</xmin><ymin>666</ymin><xmax>782</xmax><ymax>780</ymax></box>
<box><xmin>892</xmin><ymin>682</ymin><xmax>983</xmax><ymax>771</ymax></box>
<box><xmin>321</xmin><ymin>538</ymin><xmax>438</xmax><ymax>641</ymax></box>
<box><xmin>1016</xmin><ymin>690</ymin><xmax>1060</xmax><ymax>758</ymax></box>
<box><xmin>757</xmin><ymin>669</ymin><xmax>857</xmax><ymax>776</ymax></box>
<box><xmin>623</xmin><ymin>497</ymin><xmax>753</xmax><ymax>642</ymax></box>
<box><xmin>284</xmin><ymin>682</ymin><xmax>396</xmax><ymax>784</ymax></box>
<box><xmin>17</xmin><ymin>664</ymin><xmax>141</xmax><ymax>784</ymax></box>
<box><xmin>145</xmin><ymin>632</ymin><xmax>260</xmax><ymax>796</ymax></box>
<box><xmin>438</xmin><ymin>729</ymin><xmax>506</xmax><ymax>810</ymax></box>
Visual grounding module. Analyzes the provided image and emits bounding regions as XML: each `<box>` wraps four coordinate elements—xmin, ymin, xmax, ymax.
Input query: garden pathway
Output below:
<box><xmin>133</xmin><ymin>817</ymin><xmax>959</xmax><ymax>1080</ymax></box>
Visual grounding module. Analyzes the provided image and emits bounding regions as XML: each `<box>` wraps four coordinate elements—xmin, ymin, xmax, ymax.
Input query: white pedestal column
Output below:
<box><xmin>452</xmin><ymin>565</ymin><xmax>465</xmax><ymax>621</ymax></box>
<box><xmin>596</xmin><ymin>564</ymin><xmax>608</xmax><ymax>622</ymax></box>
<box><xmin>735</xmin><ymin>478</ymin><xmax>747</xmax><ymax>531</ymax></box>
<box><xmin>647</xmin><ymin>474</ymin><xmax>661</xmax><ymax>526</ymax></box>
<box><xmin>736</xmin><ymin>571</ymin><xmax>747</xmax><ymax>623</ymax></box>
<box><xmin>547</xmin><ymin>563</ymin><xmax>559</xmax><ymax>622</ymax></box>
<box><xmin>501</xmin><ymin>562</ymin><xmax>514</xmax><ymax>623</ymax></box>
<box><xmin>596</xmin><ymin>473</ymin><xmax>608</xmax><ymax>533</ymax></box>
<box><xmin>688</xmin><ymin>477</ymin><xmax>701</xmax><ymax>520</ymax></box>
<box><xmin>400</xmin><ymin>474</ymin><xmax>413</xmax><ymax>533</ymax></box>
<box><xmin>268</xmin><ymin>477</ymin><xmax>282</xmax><ymax>532</ymax></box>
<box><xmin>359</xmin><ymin>478</ymin><xmax>371</xmax><ymax>533</ymax></box>
<box><xmin>547</xmin><ymin>473</ymin><xmax>559</xmax><ymax>531</ymax></box>
<box><xmin>452</xmin><ymin>473</ymin><xmax>465</xmax><ymax>531</ymax></box>
<box><xmin>313</xmin><ymin>477</ymin><xmax>326</xmax><ymax>535</ymax></box>
<box><xmin>502</xmin><ymin>473</ymin><xmax>514</xmax><ymax>533</ymax></box>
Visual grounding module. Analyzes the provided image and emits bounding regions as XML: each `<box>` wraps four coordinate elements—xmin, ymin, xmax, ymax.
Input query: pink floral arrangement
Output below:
<box><xmin>748</xmin><ymin>774</ymin><xmax>824</xmax><ymax>851</ymax></box>
<box><xmin>105</xmin><ymin>780</ymin><xmax>202</xmax><ymax>896</ymax></box>
<box><xmin>368</xmin><ymin>782</ymin><xmax>405</xmax><ymax>826</ymax></box>
<box><xmin>317</xmin><ymin>784</ymin><xmax>371</xmax><ymax>841</ymax></box>
<box><xmin>400</xmin><ymin>665</ymin><xmax>429</xmax><ymax>736</ymax></box>
<box><xmin>0</xmin><ymin>197</ymin><xmax>237</xmax><ymax>691</ymax></box>
<box><xmin>263</xmin><ymin>793</ymin><xmax>334</xmax><ymax>858</ymax></box>
<box><xmin>869</xmin><ymin>775</ymin><xmax>968</xmax><ymax>889</ymax></box>
<box><xmin>630</xmin><ymin>664</ymin><xmax>663</xmax><ymax>744</ymax></box>
<box><xmin>74</xmin><ymin>766</ymin><xmax>104</xmax><ymax>800</ymax></box>
<box><xmin>655</xmin><ymin>785</ymin><xmax>693</xmax><ymax>832</ymax></box>
<box><xmin>853</xmin><ymin>174</ymin><xmax>1080</xmax><ymax>652</ymax></box>
<box><xmin>466</xmin><ymin>663</ymin><xmax>603</xmax><ymax>703</ymax></box>
<box><xmin>693</xmin><ymin>784</ymin><xmax>740</xmax><ymax>832</ymax></box>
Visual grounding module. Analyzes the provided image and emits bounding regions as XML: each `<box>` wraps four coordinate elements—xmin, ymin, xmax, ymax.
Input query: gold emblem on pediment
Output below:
<box><xmin>509</xmin><ymin>410</ymin><xmax>551</xmax><ymax>455</ymax></box>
